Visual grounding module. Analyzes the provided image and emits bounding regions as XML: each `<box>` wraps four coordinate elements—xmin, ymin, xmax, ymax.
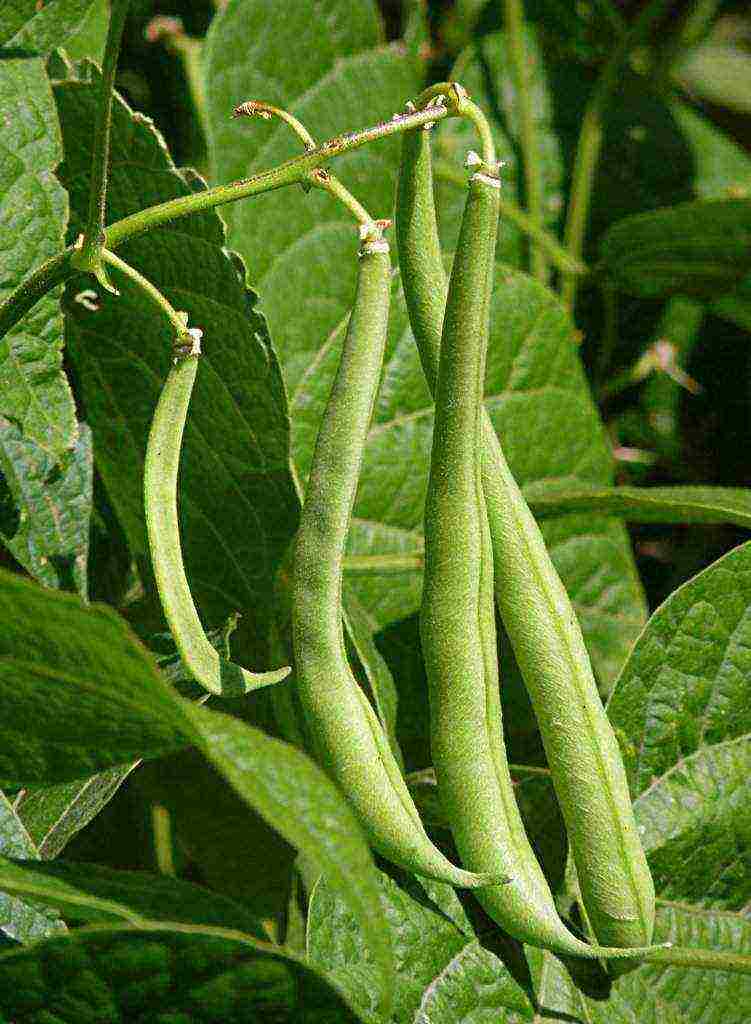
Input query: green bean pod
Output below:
<box><xmin>292</xmin><ymin>235</ymin><xmax>499</xmax><ymax>889</ymax></box>
<box><xmin>399</xmin><ymin>126</ymin><xmax>656</xmax><ymax>957</ymax></box>
<box><xmin>145</xmin><ymin>337</ymin><xmax>291</xmax><ymax>696</ymax></box>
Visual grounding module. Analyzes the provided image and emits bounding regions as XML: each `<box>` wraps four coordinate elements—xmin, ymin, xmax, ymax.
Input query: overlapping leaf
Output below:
<box><xmin>309</xmin><ymin>866</ymin><xmax>473</xmax><ymax>1023</ymax></box>
<box><xmin>182</xmin><ymin>701</ymin><xmax>394</xmax><ymax>1019</ymax></box>
<box><xmin>0</xmin><ymin>792</ymin><xmax>64</xmax><ymax>946</ymax></box>
<box><xmin>15</xmin><ymin>765</ymin><xmax>139</xmax><ymax>859</ymax></box>
<box><xmin>0</xmin><ymin>568</ymin><xmax>188</xmax><ymax>785</ymax></box>
<box><xmin>56</xmin><ymin>69</ymin><xmax>299</xmax><ymax>660</ymax></box>
<box><xmin>0</xmin><ymin>57</ymin><xmax>84</xmax><ymax>591</ymax></box>
<box><xmin>307</xmin><ymin>874</ymin><xmax>751</xmax><ymax>1023</ymax></box>
<box><xmin>610</xmin><ymin>542</ymin><xmax>751</xmax><ymax>909</ymax></box>
<box><xmin>0</xmin><ymin>857</ymin><xmax>266</xmax><ymax>936</ymax></box>
<box><xmin>0</xmin><ymin>0</ymin><xmax>96</xmax><ymax>54</ymax></box>
<box><xmin>0</xmin><ymin>925</ymin><xmax>362</xmax><ymax>1023</ymax></box>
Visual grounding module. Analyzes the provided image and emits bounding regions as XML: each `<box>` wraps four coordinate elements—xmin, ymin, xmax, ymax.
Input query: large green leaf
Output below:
<box><xmin>0</xmin><ymin>0</ymin><xmax>95</xmax><ymax>53</ymax></box>
<box><xmin>182</xmin><ymin>701</ymin><xmax>394</xmax><ymax>1019</ymax></box>
<box><xmin>205</xmin><ymin>0</ymin><xmax>420</xmax><ymax>354</ymax></box>
<box><xmin>599</xmin><ymin>199</ymin><xmax>751</xmax><ymax>299</ymax></box>
<box><xmin>56</xmin><ymin>69</ymin><xmax>299</xmax><ymax>660</ymax></box>
<box><xmin>0</xmin><ymin>568</ymin><xmax>188</xmax><ymax>785</ymax></box>
<box><xmin>204</xmin><ymin>0</ymin><xmax>394</xmax><ymax>289</ymax></box>
<box><xmin>308</xmin><ymin>866</ymin><xmax>473</xmax><ymax>1024</ymax></box>
<box><xmin>0</xmin><ymin>57</ymin><xmax>83</xmax><ymax>588</ymax></box>
<box><xmin>0</xmin><ymin>422</ymin><xmax>91</xmax><ymax>596</ymax></box>
<box><xmin>609</xmin><ymin>542</ymin><xmax>751</xmax><ymax>909</ymax></box>
<box><xmin>0</xmin><ymin>792</ymin><xmax>64</xmax><ymax>945</ymax></box>
<box><xmin>0</xmin><ymin>925</ymin><xmax>362</xmax><ymax>1023</ymax></box>
<box><xmin>0</xmin><ymin>857</ymin><xmax>266</xmax><ymax>936</ymax></box>
<box><xmin>310</xmin><ymin>876</ymin><xmax>751</xmax><ymax>1023</ymax></box>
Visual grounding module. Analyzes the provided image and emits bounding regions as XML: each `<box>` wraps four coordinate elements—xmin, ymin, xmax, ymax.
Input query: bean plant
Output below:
<box><xmin>1</xmin><ymin>1</ymin><xmax>751</xmax><ymax>1022</ymax></box>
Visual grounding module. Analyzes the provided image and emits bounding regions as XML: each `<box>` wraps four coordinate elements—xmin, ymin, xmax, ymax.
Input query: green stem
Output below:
<box><xmin>174</xmin><ymin>37</ymin><xmax>210</xmax><ymax>140</ymax></box>
<box><xmin>415</xmin><ymin>82</ymin><xmax>497</xmax><ymax>169</ymax></box>
<box><xmin>342</xmin><ymin>553</ymin><xmax>424</xmax><ymax>575</ymax></box>
<box><xmin>433</xmin><ymin>159</ymin><xmax>588</xmax><ymax>276</ymax></box>
<box><xmin>100</xmin><ymin>249</ymin><xmax>185</xmax><ymax>335</ymax></box>
<box><xmin>106</xmin><ymin>101</ymin><xmax>449</xmax><ymax>249</ymax></box>
<box><xmin>74</xmin><ymin>0</ymin><xmax>131</xmax><ymax>285</ymax></box>
<box><xmin>503</xmin><ymin>0</ymin><xmax>547</xmax><ymax>282</ymax></box>
<box><xmin>151</xmin><ymin>803</ymin><xmax>176</xmax><ymax>876</ymax></box>
<box><xmin>0</xmin><ymin>250</ymin><xmax>74</xmax><ymax>340</ymax></box>
<box><xmin>1</xmin><ymin>102</ymin><xmax>452</xmax><ymax>343</ymax></box>
<box><xmin>232</xmin><ymin>101</ymin><xmax>378</xmax><ymax>230</ymax></box>
<box><xmin>642</xmin><ymin>944</ymin><xmax>751</xmax><ymax>976</ymax></box>
<box><xmin>561</xmin><ymin>0</ymin><xmax>669</xmax><ymax>310</ymax></box>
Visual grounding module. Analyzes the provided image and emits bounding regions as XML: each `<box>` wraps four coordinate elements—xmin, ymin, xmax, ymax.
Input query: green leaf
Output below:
<box><xmin>181</xmin><ymin>700</ymin><xmax>394</xmax><ymax>1019</ymax></box>
<box><xmin>609</xmin><ymin>541</ymin><xmax>751</xmax><ymax>908</ymax></box>
<box><xmin>205</xmin><ymin>0</ymin><xmax>420</xmax><ymax>375</ymax></box>
<box><xmin>0</xmin><ymin>423</ymin><xmax>91</xmax><ymax>597</ymax></box>
<box><xmin>0</xmin><ymin>792</ymin><xmax>64</xmax><ymax>945</ymax></box>
<box><xmin>55</xmin><ymin>71</ymin><xmax>299</xmax><ymax>657</ymax></box>
<box><xmin>135</xmin><ymin>749</ymin><xmax>297</xmax><ymax>922</ymax></box>
<box><xmin>669</xmin><ymin>100</ymin><xmax>751</xmax><ymax>201</ymax></box>
<box><xmin>206</xmin><ymin>0</ymin><xmax>383</xmax><ymax>236</ymax></box>
<box><xmin>527</xmin><ymin>484</ymin><xmax>751</xmax><ymax>528</ymax></box>
<box><xmin>0</xmin><ymin>858</ymin><xmax>266</xmax><ymax>936</ymax></box>
<box><xmin>0</xmin><ymin>568</ymin><xmax>189</xmax><ymax>785</ymax></box>
<box><xmin>308</xmin><ymin>866</ymin><xmax>473</xmax><ymax>1024</ymax></box>
<box><xmin>59</xmin><ymin>0</ymin><xmax>108</xmax><ymax>64</ymax></box>
<box><xmin>0</xmin><ymin>924</ymin><xmax>362</xmax><ymax>1023</ymax></box>
<box><xmin>15</xmin><ymin>764</ymin><xmax>138</xmax><ymax>859</ymax></box>
<box><xmin>0</xmin><ymin>0</ymin><xmax>96</xmax><ymax>54</ymax></box>
<box><xmin>412</xmin><ymin>904</ymin><xmax>751</xmax><ymax>1023</ymax></box>
<box><xmin>599</xmin><ymin>199</ymin><xmax>751</xmax><ymax>299</ymax></box>
<box><xmin>0</xmin><ymin>57</ymin><xmax>83</xmax><ymax>585</ymax></box>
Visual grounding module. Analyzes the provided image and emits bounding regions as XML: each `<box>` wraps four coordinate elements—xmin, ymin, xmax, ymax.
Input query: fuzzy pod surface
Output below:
<box><xmin>144</xmin><ymin>350</ymin><xmax>291</xmax><ymax>696</ymax></box>
<box><xmin>291</xmin><ymin>237</ymin><xmax>497</xmax><ymax>890</ymax></box>
<box><xmin>397</xmin><ymin>126</ymin><xmax>655</xmax><ymax>955</ymax></box>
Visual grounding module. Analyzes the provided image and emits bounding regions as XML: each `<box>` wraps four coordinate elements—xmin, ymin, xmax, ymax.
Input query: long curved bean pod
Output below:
<box><xmin>145</xmin><ymin>335</ymin><xmax>291</xmax><ymax>697</ymax></box>
<box><xmin>399</xmin><ymin>109</ymin><xmax>655</xmax><ymax>956</ymax></box>
<box><xmin>292</xmin><ymin>232</ymin><xmax>500</xmax><ymax>889</ymax></box>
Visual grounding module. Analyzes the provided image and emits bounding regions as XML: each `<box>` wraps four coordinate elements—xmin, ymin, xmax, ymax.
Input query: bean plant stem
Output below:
<box><xmin>75</xmin><ymin>0</ymin><xmax>131</xmax><ymax>279</ymax></box>
<box><xmin>503</xmin><ymin>0</ymin><xmax>547</xmax><ymax>282</ymax></box>
<box><xmin>0</xmin><ymin>102</ymin><xmax>450</xmax><ymax>343</ymax></box>
<box><xmin>433</xmin><ymin>159</ymin><xmax>588</xmax><ymax>276</ymax></box>
<box><xmin>0</xmin><ymin>251</ymin><xmax>73</xmax><ymax>341</ymax></box>
<box><xmin>643</xmin><ymin>944</ymin><xmax>751</xmax><ymax>976</ymax></box>
<box><xmin>100</xmin><ymin>249</ymin><xmax>186</xmax><ymax>334</ymax></box>
<box><xmin>106</xmin><ymin>102</ymin><xmax>449</xmax><ymax>248</ymax></box>
<box><xmin>232</xmin><ymin>101</ymin><xmax>376</xmax><ymax>229</ymax></box>
<box><xmin>561</xmin><ymin>0</ymin><xmax>669</xmax><ymax>310</ymax></box>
